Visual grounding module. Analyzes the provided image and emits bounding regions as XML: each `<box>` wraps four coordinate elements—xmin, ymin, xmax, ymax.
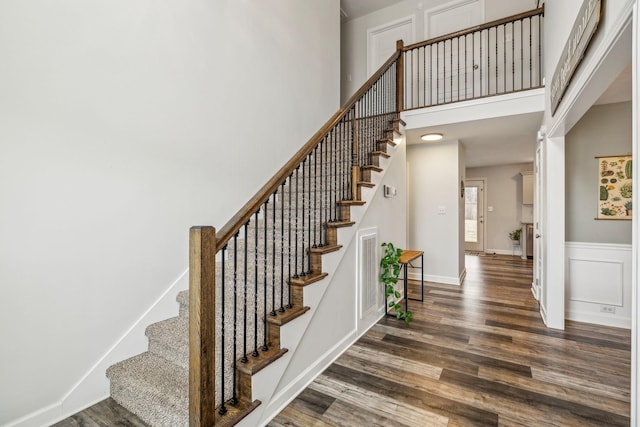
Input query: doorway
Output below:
<box><xmin>464</xmin><ymin>179</ymin><xmax>485</xmax><ymax>252</ymax></box>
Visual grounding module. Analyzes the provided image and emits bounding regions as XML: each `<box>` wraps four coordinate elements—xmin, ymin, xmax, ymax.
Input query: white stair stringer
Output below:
<box><xmin>235</xmin><ymin>129</ymin><xmax>403</xmax><ymax>427</ymax></box>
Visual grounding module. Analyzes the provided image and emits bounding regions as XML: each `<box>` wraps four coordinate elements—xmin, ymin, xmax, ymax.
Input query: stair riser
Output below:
<box><xmin>111</xmin><ymin>383</ymin><xmax>187</xmax><ymax>427</ymax></box>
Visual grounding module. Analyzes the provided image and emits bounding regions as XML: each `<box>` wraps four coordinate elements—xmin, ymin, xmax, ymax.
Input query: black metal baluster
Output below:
<box><xmin>313</xmin><ymin>147</ymin><xmax>318</xmax><ymax>249</ymax></box>
<box><xmin>271</xmin><ymin>190</ymin><xmax>277</xmax><ymax>315</ymax></box>
<box><xmin>473</xmin><ymin>32</ymin><xmax>476</xmax><ymax>97</ymax></box>
<box><xmin>241</xmin><ymin>223</ymin><xmax>248</xmax><ymax>364</ymax></box>
<box><xmin>450</xmin><ymin>39</ymin><xmax>453</xmax><ymax>102</ymax></box>
<box><xmin>262</xmin><ymin>200</ymin><xmax>269</xmax><ymax>352</ymax></box>
<box><xmin>464</xmin><ymin>35</ymin><xmax>468</xmax><ymax>99</ymax></box>
<box><xmin>520</xmin><ymin>19</ymin><xmax>523</xmax><ymax>90</ymax></box>
<box><xmin>512</xmin><ymin>22</ymin><xmax>515</xmax><ymax>91</ymax></box>
<box><xmin>280</xmin><ymin>182</ymin><xmax>285</xmax><ymax>312</ymax></box>
<box><xmin>219</xmin><ymin>245</ymin><xmax>227</xmax><ymax>415</ymax></box>
<box><xmin>538</xmin><ymin>16</ymin><xmax>542</xmax><ymax>87</ymax></box>
<box><xmin>300</xmin><ymin>159</ymin><xmax>307</xmax><ymax>277</ymax></box>
<box><xmin>503</xmin><ymin>24</ymin><xmax>506</xmax><ymax>93</ymax></box>
<box><xmin>319</xmin><ymin>138</ymin><xmax>325</xmax><ymax>246</ymax></box>
<box><xmin>529</xmin><ymin>17</ymin><xmax>532</xmax><ymax>88</ymax></box>
<box><xmin>306</xmin><ymin>155</ymin><xmax>312</xmax><ymax>274</ymax></box>
<box><xmin>287</xmin><ymin>174</ymin><xmax>293</xmax><ymax>308</ymax></box>
<box><xmin>293</xmin><ymin>167</ymin><xmax>300</xmax><ymax>278</ymax></box>
<box><xmin>495</xmin><ymin>27</ymin><xmax>498</xmax><ymax>94</ymax></box>
<box><xmin>252</xmin><ymin>211</ymin><xmax>259</xmax><ymax>358</ymax></box>
<box><xmin>231</xmin><ymin>233</ymin><xmax>239</xmax><ymax>406</ymax></box>
<box><xmin>437</xmin><ymin>42</ymin><xmax>440</xmax><ymax>103</ymax></box>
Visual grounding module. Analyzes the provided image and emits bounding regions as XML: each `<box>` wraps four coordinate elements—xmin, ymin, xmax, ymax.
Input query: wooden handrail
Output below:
<box><xmin>403</xmin><ymin>6</ymin><xmax>544</xmax><ymax>51</ymax></box>
<box><xmin>215</xmin><ymin>49</ymin><xmax>401</xmax><ymax>249</ymax></box>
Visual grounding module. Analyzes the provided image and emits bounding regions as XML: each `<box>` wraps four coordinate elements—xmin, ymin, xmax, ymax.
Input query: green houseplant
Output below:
<box><xmin>380</xmin><ymin>242</ymin><xmax>412</xmax><ymax>324</ymax></box>
<box><xmin>509</xmin><ymin>228</ymin><xmax>522</xmax><ymax>242</ymax></box>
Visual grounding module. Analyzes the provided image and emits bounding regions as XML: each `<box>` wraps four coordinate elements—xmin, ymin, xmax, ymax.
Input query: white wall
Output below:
<box><xmin>467</xmin><ymin>162</ymin><xmax>534</xmax><ymax>254</ymax></box>
<box><xmin>0</xmin><ymin>1</ymin><xmax>340</xmax><ymax>425</ymax></box>
<box><xmin>340</xmin><ymin>0</ymin><xmax>536</xmax><ymax>102</ymax></box>
<box><xmin>408</xmin><ymin>140</ymin><xmax>465</xmax><ymax>284</ymax></box>
<box><xmin>565</xmin><ymin>102</ymin><xmax>632</xmax><ymax>244</ymax></box>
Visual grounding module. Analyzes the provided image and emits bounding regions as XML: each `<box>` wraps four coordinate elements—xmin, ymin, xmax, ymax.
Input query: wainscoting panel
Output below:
<box><xmin>565</xmin><ymin>242</ymin><xmax>632</xmax><ymax>328</ymax></box>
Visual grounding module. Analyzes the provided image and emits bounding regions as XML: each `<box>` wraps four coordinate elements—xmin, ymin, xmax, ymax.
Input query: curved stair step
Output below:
<box><xmin>106</xmin><ymin>352</ymin><xmax>188</xmax><ymax>427</ymax></box>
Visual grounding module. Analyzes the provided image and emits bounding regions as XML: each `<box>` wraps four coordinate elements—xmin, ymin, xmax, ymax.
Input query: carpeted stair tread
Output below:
<box><xmin>107</xmin><ymin>352</ymin><xmax>188</xmax><ymax>427</ymax></box>
<box><xmin>146</xmin><ymin>316</ymin><xmax>188</xmax><ymax>369</ymax></box>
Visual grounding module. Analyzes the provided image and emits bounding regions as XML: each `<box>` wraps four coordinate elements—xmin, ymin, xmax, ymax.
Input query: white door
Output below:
<box><xmin>533</xmin><ymin>143</ymin><xmax>544</xmax><ymax>302</ymax></box>
<box><xmin>424</xmin><ymin>0</ymin><xmax>484</xmax><ymax>102</ymax></box>
<box><xmin>367</xmin><ymin>16</ymin><xmax>415</xmax><ymax>77</ymax></box>
<box><xmin>464</xmin><ymin>179</ymin><xmax>484</xmax><ymax>252</ymax></box>
<box><xmin>425</xmin><ymin>0</ymin><xmax>484</xmax><ymax>39</ymax></box>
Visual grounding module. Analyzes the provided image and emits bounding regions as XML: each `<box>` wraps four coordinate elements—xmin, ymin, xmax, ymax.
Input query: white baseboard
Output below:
<box><xmin>408</xmin><ymin>271</ymin><xmax>461</xmax><ymax>285</ymax></box>
<box><xmin>259</xmin><ymin>311</ymin><xmax>384</xmax><ymax>426</ymax></box>
<box><xmin>485</xmin><ymin>248</ymin><xmax>523</xmax><ymax>256</ymax></box>
<box><xmin>567</xmin><ymin>310</ymin><xmax>631</xmax><ymax>329</ymax></box>
<box><xmin>6</xmin><ymin>271</ymin><xmax>189</xmax><ymax>427</ymax></box>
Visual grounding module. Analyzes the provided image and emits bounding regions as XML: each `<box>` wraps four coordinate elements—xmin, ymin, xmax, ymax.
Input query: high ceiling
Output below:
<box><xmin>342</xmin><ymin>1</ymin><xmax>631</xmax><ymax>169</ymax></box>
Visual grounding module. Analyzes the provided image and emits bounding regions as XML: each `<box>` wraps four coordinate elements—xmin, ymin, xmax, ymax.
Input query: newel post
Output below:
<box><xmin>189</xmin><ymin>226</ymin><xmax>216</xmax><ymax>427</ymax></box>
<box><xmin>396</xmin><ymin>39</ymin><xmax>404</xmax><ymax>112</ymax></box>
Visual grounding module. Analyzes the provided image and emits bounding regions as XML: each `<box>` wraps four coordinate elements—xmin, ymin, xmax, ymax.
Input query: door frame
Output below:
<box><xmin>464</xmin><ymin>178</ymin><xmax>486</xmax><ymax>253</ymax></box>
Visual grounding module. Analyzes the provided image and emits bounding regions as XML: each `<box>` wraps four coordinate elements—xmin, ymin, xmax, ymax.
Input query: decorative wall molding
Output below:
<box><xmin>565</xmin><ymin>241</ymin><xmax>632</xmax><ymax>328</ymax></box>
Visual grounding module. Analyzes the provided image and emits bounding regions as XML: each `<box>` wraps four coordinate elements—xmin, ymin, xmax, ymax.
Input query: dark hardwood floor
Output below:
<box><xmin>55</xmin><ymin>254</ymin><xmax>630</xmax><ymax>426</ymax></box>
<box><xmin>268</xmin><ymin>254</ymin><xmax>631</xmax><ymax>427</ymax></box>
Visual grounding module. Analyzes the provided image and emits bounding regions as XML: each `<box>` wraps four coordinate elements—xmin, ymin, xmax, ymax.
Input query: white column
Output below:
<box><xmin>542</xmin><ymin>136</ymin><xmax>565</xmax><ymax>330</ymax></box>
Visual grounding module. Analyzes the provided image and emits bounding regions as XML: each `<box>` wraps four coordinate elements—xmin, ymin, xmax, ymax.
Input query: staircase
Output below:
<box><xmin>105</xmin><ymin>8</ymin><xmax>545</xmax><ymax>424</ymax></box>
<box><xmin>106</xmin><ymin>112</ymin><xmax>404</xmax><ymax>425</ymax></box>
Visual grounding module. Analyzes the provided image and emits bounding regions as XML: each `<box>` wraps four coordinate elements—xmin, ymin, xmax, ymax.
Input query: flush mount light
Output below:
<box><xmin>421</xmin><ymin>133</ymin><xmax>443</xmax><ymax>141</ymax></box>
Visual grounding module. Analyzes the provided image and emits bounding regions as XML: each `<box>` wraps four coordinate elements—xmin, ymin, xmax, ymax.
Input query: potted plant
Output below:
<box><xmin>509</xmin><ymin>228</ymin><xmax>522</xmax><ymax>242</ymax></box>
<box><xmin>625</xmin><ymin>200</ymin><xmax>632</xmax><ymax>216</ymax></box>
<box><xmin>380</xmin><ymin>242</ymin><xmax>412</xmax><ymax>324</ymax></box>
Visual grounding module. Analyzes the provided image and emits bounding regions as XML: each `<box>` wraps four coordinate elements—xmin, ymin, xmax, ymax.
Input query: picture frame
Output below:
<box><xmin>596</xmin><ymin>155</ymin><xmax>632</xmax><ymax>220</ymax></box>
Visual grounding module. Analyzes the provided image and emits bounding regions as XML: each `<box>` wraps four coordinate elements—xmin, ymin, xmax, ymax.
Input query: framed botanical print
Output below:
<box><xmin>597</xmin><ymin>155</ymin><xmax>632</xmax><ymax>220</ymax></box>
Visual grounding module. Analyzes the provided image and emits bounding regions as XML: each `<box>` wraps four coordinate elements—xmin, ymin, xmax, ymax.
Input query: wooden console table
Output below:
<box><xmin>385</xmin><ymin>249</ymin><xmax>424</xmax><ymax>317</ymax></box>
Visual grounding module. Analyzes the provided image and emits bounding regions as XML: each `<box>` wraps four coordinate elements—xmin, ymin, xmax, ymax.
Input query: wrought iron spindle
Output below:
<box><xmin>306</xmin><ymin>156</ymin><xmax>312</xmax><ymax>275</ymax></box>
<box><xmin>300</xmin><ymin>159</ymin><xmax>307</xmax><ymax>276</ymax></box>
<box><xmin>280</xmin><ymin>181</ymin><xmax>285</xmax><ymax>312</ymax></box>
<box><xmin>252</xmin><ymin>211</ymin><xmax>259</xmax><ymax>358</ymax></box>
<box><xmin>231</xmin><ymin>233</ymin><xmax>239</xmax><ymax>406</ymax></box>
<box><xmin>293</xmin><ymin>167</ymin><xmax>299</xmax><ymax>278</ymax></box>
<box><xmin>262</xmin><ymin>199</ymin><xmax>269</xmax><ymax>351</ymax></box>
<box><xmin>219</xmin><ymin>245</ymin><xmax>227</xmax><ymax>415</ymax></box>
<box><xmin>529</xmin><ymin>17</ymin><xmax>532</xmax><ymax>88</ymax></box>
<box><xmin>271</xmin><ymin>190</ymin><xmax>277</xmax><ymax>315</ymax></box>
<box><xmin>241</xmin><ymin>223</ymin><xmax>248</xmax><ymax>364</ymax></box>
<box><xmin>313</xmin><ymin>147</ymin><xmax>318</xmax><ymax>249</ymax></box>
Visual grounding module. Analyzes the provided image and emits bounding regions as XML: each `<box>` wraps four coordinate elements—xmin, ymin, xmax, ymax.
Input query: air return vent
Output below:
<box><xmin>358</xmin><ymin>228</ymin><xmax>380</xmax><ymax>322</ymax></box>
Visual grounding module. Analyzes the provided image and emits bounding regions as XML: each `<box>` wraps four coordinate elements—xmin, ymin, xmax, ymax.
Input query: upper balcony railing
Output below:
<box><xmin>400</xmin><ymin>7</ymin><xmax>544</xmax><ymax>110</ymax></box>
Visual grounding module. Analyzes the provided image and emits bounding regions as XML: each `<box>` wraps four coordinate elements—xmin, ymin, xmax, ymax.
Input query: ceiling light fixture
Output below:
<box><xmin>421</xmin><ymin>133</ymin><xmax>443</xmax><ymax>141</ymax></box>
